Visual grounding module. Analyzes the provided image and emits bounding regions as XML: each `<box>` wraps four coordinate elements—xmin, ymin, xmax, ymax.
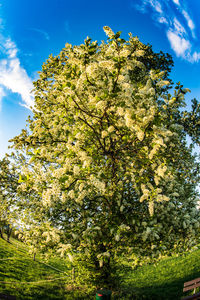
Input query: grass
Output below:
<box><xmin>0</xmin><ymin>236</ymin><xmax>90</xmax><ymax>299</ymax></box>
<box><xmin>117</xmin><ymin>251</ymin><xmax>200</xmax><ymax>299</ymax></box>
<box><xmin>0</xmin><ymin>236</ymin><xmax>200</xmax><ymax>299</ymax></box>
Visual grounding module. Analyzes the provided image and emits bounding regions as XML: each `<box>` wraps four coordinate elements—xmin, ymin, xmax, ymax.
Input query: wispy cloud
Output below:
<box><xmin>29</xmin><ymin>28</ymin><xmax>50</xmax><ymax>40</ymax></box>
<box><xmin>158</xmin><ymin>16</ymin><xmax>168</xmax><ymax>24</ymax></box>
<box><xmin>64</xmin><ymin>21</ymin><xmax>71</xmax><ymax>34</ymax></box>
<box><xmin>167</xmin><ymin>30</ymin><xmax>191</xmax><ymax>56</ymax></box>
<box><xmin>182</xmin><ymin>10</ymin><xmax>195</xmax><ymax>37</ymax></box>
<box><xmin>173</xmin><ymin>17</ymin><xmax>186</xmax><ymax>34</ymax></box>
<box><xmin>172</xmin><ymin>0</ymin><xmax>180</xmax><ymax>6</ymax></box>
<box><xmin>0</xmin><ymin>37</ymin><xmax>34</xmax><ymax>110</ymax></box>
<box><xmin>149</xmin><ymin>0</ymin><xmax>163</xmax><ymax>13</ymax></box>
<box><xmin>134</xmin><ymin>0</ymin><xmax>200</xmax><ymax>63</ymax></box>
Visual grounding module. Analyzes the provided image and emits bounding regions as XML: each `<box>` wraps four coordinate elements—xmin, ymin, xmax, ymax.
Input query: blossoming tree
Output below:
<box><xmin>11</xmin><ymin>27</ymin><xmax>200</xmax><ymax>285</ymax></box>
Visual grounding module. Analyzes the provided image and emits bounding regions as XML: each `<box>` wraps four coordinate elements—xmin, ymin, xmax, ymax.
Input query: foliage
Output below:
<box><xmin>0</xmin><ymin>155</ymin><xmax>20</xmax><ymax>239</ymax></box>
<box><xmin>10</xmin><ymin>27</ymin><xmax>200</xmax><ymax>286</ymax></box>
<box><xmin>181</xmin><ymin>97</ymin><xmax>200</xmax><ymax>145</ymax></box>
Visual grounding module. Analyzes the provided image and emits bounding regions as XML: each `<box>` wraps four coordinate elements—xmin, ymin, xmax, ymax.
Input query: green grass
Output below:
<box><xmin>0</xmin><ymin>236</ymin><xmax>200</xmax><ymax>299</ymax></box>
<box><xmin>117</xmin><ymin>251</ymin><xmax>200</xmax><ymax>299</ymax></box>
<box><xmin>0</xmin><ymin>236</ymin><xmax>93</xmax><ymax>299</ymax></box>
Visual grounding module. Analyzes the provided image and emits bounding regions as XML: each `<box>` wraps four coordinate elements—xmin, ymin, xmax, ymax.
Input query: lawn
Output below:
<box><xmin>118</xmin><ymin>250</ymin><xmax>200</xmax><ymax>299</ymax></box>
<box><xmin>0</xmin><ymin>236</ymin><xmax>88</xmax><ymax>299</ymax></box>
<box><xmin>0</xmin><ymin>235</ymin><xmax>200</xmax><ymax>299</ymax></box>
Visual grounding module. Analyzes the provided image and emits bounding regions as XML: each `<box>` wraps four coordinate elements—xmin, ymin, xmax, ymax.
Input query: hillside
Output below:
<box><xmin>1</xmin><ymin>236</ymin><xmax>200</xmax><ymax>299</ymax></box>
<box><xmin>0</xmin><ymin>237</ymin><xmax>84</xmax><ymax>299</ymax></box>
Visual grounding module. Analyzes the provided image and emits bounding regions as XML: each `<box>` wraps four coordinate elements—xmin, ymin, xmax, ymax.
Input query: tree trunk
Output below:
<box><xmin>0</xmin><ymin>227</ymin><xmax>4</xmax><ymax>239</ymax></box>
<box><xmin>99</xmin><ymin>257</ymin><xmax>111</xmax><ymax>286</ymax></box>
<box><xmin>7</xmin><ymin>225</ymin><xmax>12</xmax><ymax>243</ymax></box>
<box><xmin>93</xmin><ymin>245</ymin><xmax>112</xmax><ymax>287</ymax></box>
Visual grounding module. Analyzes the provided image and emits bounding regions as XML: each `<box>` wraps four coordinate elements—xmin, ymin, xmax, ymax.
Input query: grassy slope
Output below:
<box><xmin>0</xmin><ymin>237</ymin><xmax>200</xmax><ymax>299</ymax></box>
<box><xmin>0</xmin><ymin>237</ymin><xmax>79</xmax><ymax>300</ymax></box>
<box><xmin>119</xmin><ymin>250</ymin><xmax>200</xmax><ymax>299</ymax></box>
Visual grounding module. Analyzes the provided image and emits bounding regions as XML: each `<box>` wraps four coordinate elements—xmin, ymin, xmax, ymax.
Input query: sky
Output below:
<box><xmin>0</xmin><ymin>0</ymin><xmax>200</xmax><ymax>157</ymax></box>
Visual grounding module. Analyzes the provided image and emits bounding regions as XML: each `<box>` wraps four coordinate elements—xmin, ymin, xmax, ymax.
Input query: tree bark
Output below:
<box><xmin>7</xmin><ymin>226</ymin><xmax>12</xmax><ymax>243</ymax></box>
<box><xmin>92</xmin><ymin>244</ymin><xmax>112</xmax><ymax>287</ymax></box>
<box><xmin>0</xmin><ymin>227</ymin><xmax>4</xmax><ymax>239</ymax></box>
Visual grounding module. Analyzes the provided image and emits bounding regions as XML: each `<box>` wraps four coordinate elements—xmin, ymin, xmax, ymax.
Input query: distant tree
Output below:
<box><xmin>11</xmin><ymin>27</ymin><xmax>200</xmax><ymax>286</ymax></box>
<box><xmin>17</xmin><ymin>222</ymin><xmax>61</xmax><ymax>261</ymax></box>
<box><xmin>0</xmin><ymin>155</ymin><xmax>19</xmax><ymax>241</ymax></box>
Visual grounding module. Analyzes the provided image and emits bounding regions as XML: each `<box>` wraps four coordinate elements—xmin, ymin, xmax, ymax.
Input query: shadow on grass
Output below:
<box><xmin>1</xmin><ymin>271</ymin><xmax>200</xmax><ymax>300</ymax></box>
<box><xmin>0</xmin><ymin>282</ymin><xmax>96</xmax><ymax>300</ymax></box>
<box><xmin>113</xmin><ymin>270</ymin><xmax>200</xmax><ymax>299</ymax></box>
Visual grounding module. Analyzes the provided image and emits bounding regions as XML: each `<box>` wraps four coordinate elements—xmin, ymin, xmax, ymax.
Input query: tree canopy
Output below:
<box><xmin>10</xmin><ymin>27</ymin><xmax>200</xmax><ymax>286</ymax></box>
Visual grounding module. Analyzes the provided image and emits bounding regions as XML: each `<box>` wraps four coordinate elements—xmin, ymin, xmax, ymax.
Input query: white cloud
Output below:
<box><xmin>0</xmin><ymin>38</ymin><xmax>34</xmax><ymax>109</ymax></box>
<box><xmin>167</xmin><ymin>30</ymin><xmax>191</xmax><ymax>56</ymax></box>
<box><xmin>131</xmin><ymin>0</ymin><xmax>149</xmax><ymax>12</ymax></box>
<box><xmin>182</xmin><ymin>10</ymin><xmax>195</xmax><ymax>37</ymax></box>
<box><xmin>182</xmin><ymin>51</ymin><xmax>200</xmax><ymax>63</ymax></box>
<box><xmin>158</xmin><ymin>16</ymin><xmax>168</xmax><ymax>24</ymax></box>
<box><xmin>4</xmin><ymin>38</ymin><xmax>18</xmax><ymax>58</ymax></box>
<box><xmin>173</xmin><ymin>17</ymin><xmax>186</xmax><ymax>34</ymax></box>
<box><xmin>134</xmin><ymin>0</ymin><xmax>200</xmax><ymax>63</ymax></box>
<box><xmin>149</xmin><ymin>0</ymin><xmax>163</xmax><ymax>13</ymax></box>
<box><xmin>150</xmin><ymin>0</ymin><xmax>163</xmax><ymax>14</ymax></box>
<box><xmin>172</xmin><ymin>0</ymin><xmax>180</xmax><ymax>6</ymax></box>
<box><xmin>191</xmin><ymin>52</ymin><xmax>200</xmax><ymax>62</ymax></box>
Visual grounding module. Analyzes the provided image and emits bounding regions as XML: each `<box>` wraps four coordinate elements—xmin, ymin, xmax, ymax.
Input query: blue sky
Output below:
<box><xmin>0</xmin><ymin>0</ymin><xmax>200</xmax><ymax>157</ymax></box>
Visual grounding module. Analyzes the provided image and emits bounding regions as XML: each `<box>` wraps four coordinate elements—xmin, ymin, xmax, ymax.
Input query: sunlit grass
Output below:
<box><xmin>0</xmin><ymin>236</ymin><xmax>200</xmax><ymax>299</ymax></box>
<box><xmin>0</xmin><ymin>236</ymin><xmax>76</xmax><ymax>299</ymax></box>
<box><xmin>115</xmin><ymin>249</ymin><xmax>200</xmax><ymax>299</ymax></box>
